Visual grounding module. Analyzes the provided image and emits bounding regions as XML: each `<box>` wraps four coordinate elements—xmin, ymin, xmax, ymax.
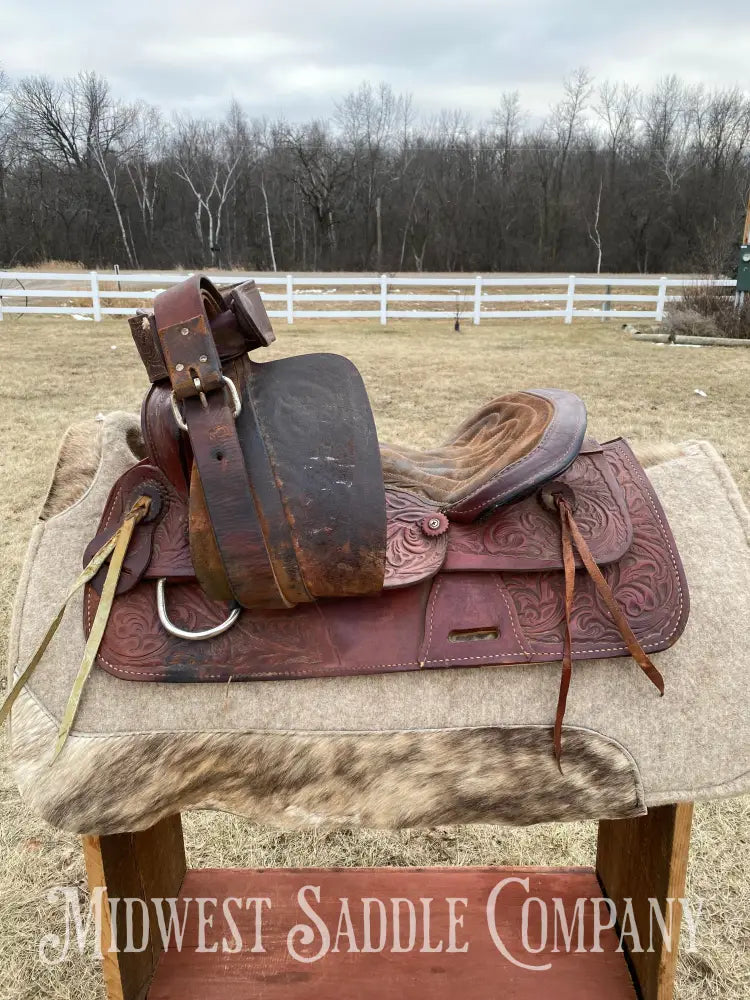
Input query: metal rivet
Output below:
<box><xmin>199</xmin><ymin>354</ymin><xmax>208</xmax><ymax>363</ymax></box>
<box><xmin>175</xmin><ymin>363</ymin><xmax>185</xmax><ymax>372</ymax></box>
<box><xmin>181</xmin><ymin>327</ymin><xmax>189</xmax><ymax>336</ymax></box>
<box><xmin>428</xmin><ymin>517</ymin><xmax>441</xmax><ymax>530</ymax></box>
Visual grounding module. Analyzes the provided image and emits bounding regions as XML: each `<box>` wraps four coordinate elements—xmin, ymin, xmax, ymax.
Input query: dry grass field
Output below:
<box><xmin>0</xmin><ymin>313</ymin><xmax>748</xmax><ymax>1000</ymax></box>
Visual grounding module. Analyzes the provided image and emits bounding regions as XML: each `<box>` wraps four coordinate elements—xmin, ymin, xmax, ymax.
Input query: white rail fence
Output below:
<box><xmin>0</xmin><ymin>271</ymin><xmax>737</xmax><ymax>324</ymax></box>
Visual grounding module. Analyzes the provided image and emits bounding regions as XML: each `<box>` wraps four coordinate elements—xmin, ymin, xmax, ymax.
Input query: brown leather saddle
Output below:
<box><xmin>81</xmin><ymin>275</ymin><xmax>689</xmax><ymax>759</ymax></box>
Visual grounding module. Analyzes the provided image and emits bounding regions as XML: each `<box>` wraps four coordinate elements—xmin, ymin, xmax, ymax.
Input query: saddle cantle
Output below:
<box><xmin>0</xmin><ymin>274</ymin><xmax>689</xmax><ymax>763</ymax></box>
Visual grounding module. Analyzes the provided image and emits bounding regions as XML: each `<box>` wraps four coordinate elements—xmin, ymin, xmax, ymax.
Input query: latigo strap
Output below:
<box><xmin>136</xmin><ymin>275</ymin><xmax>387</xmax><ymax>612</ymax></box>
<box><xmin>153</xmin><ymin>276</ymin><xmax>291</xmax><ymax>609</ymax></box>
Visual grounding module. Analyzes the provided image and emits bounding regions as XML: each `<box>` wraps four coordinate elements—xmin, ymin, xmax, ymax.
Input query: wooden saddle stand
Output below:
<box><xmin>4</xmin><ymin>275</ymin><xmax>694</xmax><ymax>1000</ymax></box>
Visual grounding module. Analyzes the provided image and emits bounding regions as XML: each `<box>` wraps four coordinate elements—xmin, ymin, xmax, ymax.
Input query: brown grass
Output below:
<box><xmin>667</xmin><ymin>284</ymin><xmax>750</xmax><ymax>340</ymax></box>
<box><xmin>1</xmin><ymin>316</ymin><xmax>749</xmax><ymax>1000</ymax></box>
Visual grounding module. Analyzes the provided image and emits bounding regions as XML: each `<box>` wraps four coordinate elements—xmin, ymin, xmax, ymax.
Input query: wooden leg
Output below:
<box><xmin>82</xmin><ymin>814</ymin><xmax>187</xmax><ymax>1000</ymax></box>
<box><xmin>596</xmin><ymin>802</ymin><xmax>694</xmax><ymax>1000</ymax></box>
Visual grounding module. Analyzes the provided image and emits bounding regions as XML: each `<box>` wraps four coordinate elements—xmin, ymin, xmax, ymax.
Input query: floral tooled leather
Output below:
<box><xmin>86</xmin><ymin>439</ymin><xmax>688</xmax><ymax>683</ymax></box>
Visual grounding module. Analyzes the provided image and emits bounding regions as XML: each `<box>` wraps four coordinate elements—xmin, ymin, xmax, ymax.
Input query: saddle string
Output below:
<box><xmin>0</xmin><ymin>496</ymin><xmax>151</xmax><ymax>762</ymax></box>
<box><xmin>553</xmin><ymin>496</ymin><xmax>665</xmax><ymax>764</ymax></box>
<box><xmin>52</xmin><ymin>496</ymin><xmax>151</xmax><ymax>762</ymax></box>
<box><xmin>554</xmin><ymin>504</ymin><xmax>576</xmax><ymax>768</ymax></box>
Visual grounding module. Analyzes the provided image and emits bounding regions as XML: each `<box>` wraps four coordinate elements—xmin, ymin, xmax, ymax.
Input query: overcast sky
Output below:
<box><xmin>3</xmin><ymin>0</ymin><xmax>750</xmax><ymax>123</ymax></box>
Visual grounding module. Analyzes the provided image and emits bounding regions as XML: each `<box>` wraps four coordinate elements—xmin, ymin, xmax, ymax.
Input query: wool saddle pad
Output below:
<box><xmin>6</xmin><ymin>414</ymin><xmax>750</xmax><ymax>835</ymax></box>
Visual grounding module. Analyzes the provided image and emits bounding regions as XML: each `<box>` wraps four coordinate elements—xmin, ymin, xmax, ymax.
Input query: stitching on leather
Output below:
<box><xmin>90</xmin><ymin>441</ymin><xmax>686</xmax><ymax>676</ymax></box>
<box><xmin>450</xmin><ymin>394</ymin><xmax>586</xmax><ymax>516</ymax></box>
<box><xmin>611</xmin><ymin>440</ymin><xmax>686</xmax><ymax>647</ymax></box>
<box><xmin>422</xmin><ymin>577</ymin><xmax>441</xmax><ymax>656</ymax></box>
<box><xmin>96</xmin><ymin>660</ymin><xmax>423</xmax><ymax>680</ymax></box>
<box><xmin>494</xmin><ymin>576</ymin><xmax>531</xmax><ymax>656</ymax></box>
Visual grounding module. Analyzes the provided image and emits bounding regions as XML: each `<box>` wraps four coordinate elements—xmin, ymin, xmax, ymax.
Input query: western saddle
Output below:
<box><xmin>1</xmin><ymin>275</ymin><xmax>690</xmax><ymax>763</ymax></box>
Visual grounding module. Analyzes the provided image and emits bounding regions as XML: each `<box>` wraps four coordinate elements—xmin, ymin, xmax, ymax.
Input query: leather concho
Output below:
<box><xmin>85</xmin><ymin>438</ymin><xmax>689</xmax><ymax>683</ymax></box>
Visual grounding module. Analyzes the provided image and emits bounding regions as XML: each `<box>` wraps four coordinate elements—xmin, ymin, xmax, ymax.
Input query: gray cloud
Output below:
<box><xmin>3</xmin><ymin>0</ymin><xmax>749</xmax><ymax>122</ymax></box>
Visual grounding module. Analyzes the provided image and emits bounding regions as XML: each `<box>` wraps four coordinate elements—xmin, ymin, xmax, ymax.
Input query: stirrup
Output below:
<box><xmin>156</xmin><ymin>578</ymin><xmax>241</xmax><ymax>640</ymax></box>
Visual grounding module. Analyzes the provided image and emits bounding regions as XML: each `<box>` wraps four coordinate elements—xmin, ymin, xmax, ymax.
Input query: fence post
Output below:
<box><xmin>473</xmin><ymin>275</ymin><xmax>482</xmax><ymax>325</ymax></box>
<box><xmin>286</xmin><ymin>274</ymin><xmax>294</xmax><ymax>325</ymax></box>
<box><xmin>655</xmin><ymin>276</ymin><xmax>668</xmax><ymax>322</ymax></box>
<box><xmin>380</xmin><ymin>274</ymin><xmax>388</xmax><ymax>326</ymax></box>
<box><xmin>90</xmin><ymin>271</ymin><xmax>102</xmax><ymax>322</ymax></box>
<box><xmin>564</xmin><ymin>275</ymin><xmax>576</xmax><ymax>324</ymax></box>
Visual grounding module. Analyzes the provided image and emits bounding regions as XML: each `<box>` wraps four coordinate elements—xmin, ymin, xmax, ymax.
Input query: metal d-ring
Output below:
<box><xmin>156</xmin><ymin>578</ymin><xmax>241</xmax><ymax>640</ymax></box>
<box><xmin>170</xmin><ymin>375</ymin><xmax>242</xmax><ymax>433</ymax></box>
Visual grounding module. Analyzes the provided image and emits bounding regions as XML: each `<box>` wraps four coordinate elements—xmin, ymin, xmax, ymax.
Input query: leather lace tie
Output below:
<box><xmin>553</xmin><ymin>495</ymin><xmax>664</xmax><ymax>766</ymax></box>
<box><xmin>0</xmin><ymin>495</ymin><xmax>152</xmax><ymax>762</ymax></box>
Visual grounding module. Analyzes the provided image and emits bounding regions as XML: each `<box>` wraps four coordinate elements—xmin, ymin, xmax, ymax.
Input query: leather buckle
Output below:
<box><xmin>170</xmin><ymin>375</ymin><xmax>242</xmax><ymax>432</ymax></box>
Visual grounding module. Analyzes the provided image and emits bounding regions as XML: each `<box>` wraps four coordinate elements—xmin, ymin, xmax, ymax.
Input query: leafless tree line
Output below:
<box><xmin>0</xmin><ymin>68</ymin><xmax>748</xmax><ymax>274</ymax></box>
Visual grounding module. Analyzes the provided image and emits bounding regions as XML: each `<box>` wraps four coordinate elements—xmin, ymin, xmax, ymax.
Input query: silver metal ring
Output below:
<box><xmin>170</xmin><ymin>392</ymin><xmax>189</xmax><ymax>431</ymax></box>
<box><xmin>170</xmin><ymin>376</ymin><xmax>242</xmax><ymax>433</ymax></box>
<box><xmin>221</xmin><ymin>374</ymin><xmax>242</xmax><ymax>419</ymax></box>
<box><xmin>156</xmin><ymin>578</ymin><xmax>241</xmax><ymax>640</ymax></box>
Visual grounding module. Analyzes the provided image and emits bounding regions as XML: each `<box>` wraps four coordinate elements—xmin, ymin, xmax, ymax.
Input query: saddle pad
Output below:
<box><xmin>83</xmin><ymin>438</ymin><xmax>686</xmax><ymax>683</ymax></box>
<box><xmin>6</xmin><ymin>418</ymin><xmax>750</xmax><ymax>834</ymax></box>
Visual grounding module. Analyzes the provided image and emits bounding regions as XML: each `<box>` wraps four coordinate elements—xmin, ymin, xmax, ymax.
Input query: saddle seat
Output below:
<box><xmin>381</xmin><ymin>390</ymin><xmax>586</xmax><ymax>515</ymax></box>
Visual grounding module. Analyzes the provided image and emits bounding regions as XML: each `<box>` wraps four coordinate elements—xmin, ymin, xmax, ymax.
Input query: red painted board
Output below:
<box><xmin>147</xmin><ymin>866</ymin><xmax>637</xmax><ymax>999</ymax></box>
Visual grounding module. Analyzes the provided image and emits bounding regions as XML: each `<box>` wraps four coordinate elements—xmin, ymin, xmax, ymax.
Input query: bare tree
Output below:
<box><xmin>126</xmin><ymin>104</ymin><xmax>165</xmax><ymax>260</ymax></box>
<box><xmin>284</xmin><ymin>121</ymin><xmax>352</xmax><ymax>266</ymax></box>
<box><xmin>594</xmin><ymin>81</ymin><xmax>638</xmax><ymax>181</ymax></box>
<box><xmin>172</xmin><ymin>113</ymin><xmax>241</xmax><ymax>268</ymax></box>
<box><xmin>11</xmin><ymin>72</ymin><xmax>141</xmax><ymax>264</ymax></box>
<box><xmin>587</xmin><ymin>176</ymin><xmax>604</xmax><ymax>273</ymax></box>
<box><xmin>334</xmin><ymin>82</ymin><xmax>414</xmax><ymax>268</ymax></box>
<box><xmin>82</xmin><ymin>74</ymin><xmax>141</xmax><ymax>267</ymax></box>
<box><xmin>492</xmin><ymin>91</ymin><xmax>524</xmax><ymax>179</ymax></box>
<box><xmin>0</xmin><ymin>67</ymin><xmax>13</xmax><ymax>262</ymax></box>
<box><xmin>2</xmin><ymin>68</ymin><xmax>750</xmax><ymax>276</ymax></box>
<box><xmin>540</xmin><ymin>68</ymin><xmax>593</xmax><ymax>264</ymax></box>
<box><xmin>639</xmin><ymin>75</ymin><xmax>691</xmax><ymax>193</ymax></box>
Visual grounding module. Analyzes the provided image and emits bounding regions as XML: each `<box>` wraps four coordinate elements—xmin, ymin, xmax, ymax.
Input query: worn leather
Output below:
<box><xmin>85</xmin><ymin>438</ymin><xmax>689</xmax><ymax>682</ymax></box>
<box><xmin>82</xmin><ymin>274</ymin><xmax>689</xmax><ymax>698</ymax></box>
<box><xmin>129</xmin><ymin>281</ymin><xmax>274</xmax><ymax>384</ymax></box>
<box><xmin>139</xmin><ymin>277</ymin><xmax>387</xmax><ymax>611</ymax></box>
<box><xmin>381</xmin><ymin>389</ymin><xmax>587</xmax><ymax>519</ymax></box>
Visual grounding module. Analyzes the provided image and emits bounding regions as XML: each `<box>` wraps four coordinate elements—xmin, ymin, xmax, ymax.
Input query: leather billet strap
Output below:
<box><xmin>152</xmin><ymin>276</ymin><xmax>295</xmax><ymax>610</ymax></box>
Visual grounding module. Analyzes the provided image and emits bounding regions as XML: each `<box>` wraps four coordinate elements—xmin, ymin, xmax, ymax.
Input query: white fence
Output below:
<box><xmin>0</xmin><ymin>271</ymin><xmax>737</xmax><ymax>324</ymax></box>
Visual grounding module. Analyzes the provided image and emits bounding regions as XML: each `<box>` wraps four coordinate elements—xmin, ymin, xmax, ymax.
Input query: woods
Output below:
<box><xmin>0</xmin><ymin>68</ymin><xmax>748</xmax><ymax>274</ymax></box>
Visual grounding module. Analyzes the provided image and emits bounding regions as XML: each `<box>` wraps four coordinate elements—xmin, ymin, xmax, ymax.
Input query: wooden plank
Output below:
<box><xmin>82</xmin><ymin>814</ymin><xmax>187</xmax><ymax>1000</ymax></box>
<box><xmin>597</xmin><ymin>803</ymin><xmax>694</xmax><ymax>1000</ymax></box>
<box><xmin>147</xmin><ymin>866</ymin><xmax>637</xmax><ymax>999</ymax></box>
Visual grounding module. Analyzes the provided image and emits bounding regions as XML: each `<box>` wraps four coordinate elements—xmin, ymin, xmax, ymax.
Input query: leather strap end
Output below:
<box><xmin>160</xmin><ymin>313</ymin><xmax>223</xmax><ymax>399</ymax></box>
